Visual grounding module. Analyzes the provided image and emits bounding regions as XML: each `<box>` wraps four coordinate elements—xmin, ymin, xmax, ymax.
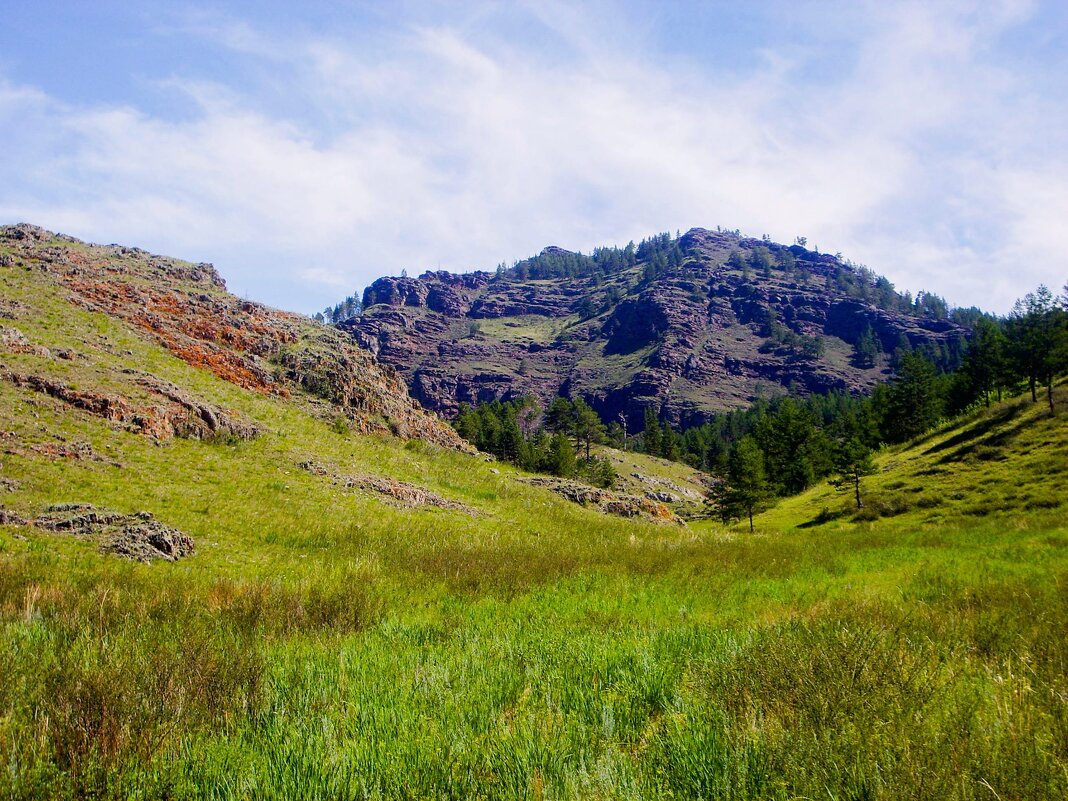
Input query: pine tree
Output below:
<box><xmin>546</xmin><ymin>432</ymin><xmax>577</xmax><ymax>477</ymax></box>
<box><xmin>1006</xmin><ymin>286</ymin><xmax>1060</xmax><ymax>409</ymax></box>
<box><xmin>572</xmin><ymin>399</ymin><xmax>606</xmax><ymax>461</ymax></box>
<box><xmin>852</xmin><ymin>323</ymin><xmax>880</xmax><ymax>368</ymax></box>
<box><xmin>660</xmin><ymin>423</ymin><xmax>682</xmax><ymax>461</ymax></box>
<box><xmin>890</xmin><ymin>333</ymin><xmax>912</xmax><ymax>369</ymax></box>
<box><xmin>580</xmin><ymin>456</ymin><xmax>617</xmax><ymax>488</ymax></box>
<box><xmin>961</xmin><ymin>317</ymin><xmax>1006</xmax><ymax>406</ymax></box>
<box><xmin>754</xmin><ymin>398</ymin><xmax>830</xmax><ymax>494</ymax></box>
<box><xmin>498</xmin><ymin>412</ymin><xmax>526</xmax><ymax>466</ymax></box>
<box><xmin>642</xmin><ymin>407</ymin><xmax>662</xmax><ymax>456</ymax></box>
<box><xmin>454</xmin><ymin>404</ymin><xmax>481</xmax><ymax>444</ymax></box>
<box><xmin>724</xmin><ymin>437</ymin><xmax>770</xmax><ymax>532</ymax></box>
<box><xmin>884</xmin><ymin>352</ymin><xmax>943</xmax><ymax>442</ymax></box>
<box><xmin>830</xmin><ymin>435</ymin><xmax>876</xmax><ymax>509</ymax></box>
<box><xmin>749</xmin><ymin>247</ymin><xmax>774</xmax><ymax>278</ymax></box>
<box><xmin>545</xmin><ymin>397</ymin><xmax>575</xmax><ymax>434</ymax></box>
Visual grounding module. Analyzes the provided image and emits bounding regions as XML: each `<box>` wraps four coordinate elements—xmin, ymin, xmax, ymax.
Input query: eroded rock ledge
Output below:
<box><xmin>519</xmin><ymin>477</ymin><xmax>682</xmax><ymax>524</ymax></box>
<box><xmin>298</xmin><ymin>460</ymin><xmax>477</xmax><ymax>515</ymax></box>
<box><xmin>1</xmin><ymin>370</ymin><xmax>259</xmax><ymax>442</ymax></box>
<box><xmin>0</xmin><ymin>504</ymin><xmax>195</xmax><ymax>562</ymax></box>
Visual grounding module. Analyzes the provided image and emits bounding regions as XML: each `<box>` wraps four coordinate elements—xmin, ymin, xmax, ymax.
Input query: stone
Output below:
<box><xmin>22</xmin><ymin>504</ymin><xmax>195</xmax><ymax>562</ymax></box>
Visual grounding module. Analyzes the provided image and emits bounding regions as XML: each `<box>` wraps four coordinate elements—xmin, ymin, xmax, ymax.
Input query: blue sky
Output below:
<box><xmin>1</xmin><ymin>1</ymin><xmax>1066</xmax><ymax>314</ymax></box>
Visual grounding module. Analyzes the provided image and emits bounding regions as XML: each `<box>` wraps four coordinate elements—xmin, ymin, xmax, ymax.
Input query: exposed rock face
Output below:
<box><xmin>298</xmin><ymin>460</ymin><xmax>476</xmax><ymax>514</ymax></box>
<box><xmin>0</xmin><ymin>224</ymin><xmax>468</xmax><ymax>451</ymax></box>
<box><xmin>131</xmin><ymin>373</ymin><xmax>262</xmax><ymax>440</ymax></box>
<box><xmin>7</xmin><ymin>503</ymin><xmax>195</xmax><ymax>563</ymax></box>
<box><xmin>342</xmin><ymin>229</ymin><xmax>969</xmax><ymax>429</ymax></box>
<box><xmin>519</xmin><ymin>477</ymin><xmax>682</xmax><ymax>524</ymax></box>
<box><xmin>602</xmin><ymin>295</ymin><xmax>671</xmax><ymax>355</ymax></box>
<box><xmin>1</xmin><ymin>370</ymin><xmax>259</xmax><ymax>442</ymax></box>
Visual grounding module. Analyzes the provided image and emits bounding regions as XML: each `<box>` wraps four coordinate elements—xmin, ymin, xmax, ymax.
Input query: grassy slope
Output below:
<box><xmin>1</xmin><ymin>255</ymin><xmax>1066</xmax><ymax>799</ymax></box>
<box><xmin>758</xmin><ymin>383</ymin><xmax>1068</xmax><ymax>531</ymax></box>
<box><xmin>593</xmin><ymin>445</ymin><xmax>710</xmax><ymax>517</ymax></box>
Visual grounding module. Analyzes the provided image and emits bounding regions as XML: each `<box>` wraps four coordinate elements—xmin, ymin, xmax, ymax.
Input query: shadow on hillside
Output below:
<box><xmin>923</xmin><ymin>403</ymin><xmax>1021</xmax><ymax>457</ymax></box>
<box><xmin>936</xmin><ymin>416</ymin><xmax>1033</xmax><ymax>464</ymax></box>
<box><xmin>797</xmin><ymin>508</ymin><xmax>844</xmax><ymax>529</ymax></box>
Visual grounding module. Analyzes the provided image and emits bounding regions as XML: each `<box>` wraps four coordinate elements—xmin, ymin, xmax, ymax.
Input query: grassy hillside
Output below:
<box><xmin>1</xmin><ymin>234</ymin><xmax>1066</xmax><ymax>799</ymax></box>
<box><xmin>756</xmin><ymin>381</ymin><xmax>1068</xmax><ymax>531</ymax></box>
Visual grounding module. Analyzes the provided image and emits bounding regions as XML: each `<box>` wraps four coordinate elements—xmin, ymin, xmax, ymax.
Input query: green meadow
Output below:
<box><xmin>1</xmin><ymin>257</ymin><xmax>1066</xmax><ymax>799</ymax></box>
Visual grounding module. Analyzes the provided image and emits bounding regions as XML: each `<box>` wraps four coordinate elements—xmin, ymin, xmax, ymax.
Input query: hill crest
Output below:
<box><xmin>342</xmin><ymin>228</ymin><xmax>967</xmax><ymax>428</ymax></box>
<box><xmin>0</xmin><ymin>223</ymin><xmax>467</xmax><ymax>450</ymax></box>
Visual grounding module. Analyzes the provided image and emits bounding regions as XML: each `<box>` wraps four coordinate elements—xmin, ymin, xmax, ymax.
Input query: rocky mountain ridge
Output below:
<box><xmin>342</xmin><ymin>228</ymin><xmax>967</xmax><ymax>428</ymax></box>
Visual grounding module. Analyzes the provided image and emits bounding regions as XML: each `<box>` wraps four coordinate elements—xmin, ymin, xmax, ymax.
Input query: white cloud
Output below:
<box><xmin>0</xmin><ymin>2</ymin><xmax>1065</xmax><ymax>314</ymax></box>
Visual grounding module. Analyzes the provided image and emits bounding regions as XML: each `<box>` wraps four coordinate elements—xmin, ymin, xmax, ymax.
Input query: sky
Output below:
<box><xmin>1</xmin><ymin>1</ymin><xmax>1066</xmax><ymax>315</ymax></box>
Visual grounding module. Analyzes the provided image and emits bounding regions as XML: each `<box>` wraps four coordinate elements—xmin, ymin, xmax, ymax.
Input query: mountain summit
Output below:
<box><xmin>342</xmin><ymin>228</ymin><xmax>967</xmax><ymax>427</ymax></box>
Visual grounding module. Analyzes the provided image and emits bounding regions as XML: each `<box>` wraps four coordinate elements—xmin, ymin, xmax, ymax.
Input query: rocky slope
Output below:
<box><xmin>0</xmin><ymin>224</ymin><xmax>467</xmax><ymax>450</ymax></box>
<box><xmin>343</xmin><ymin>228</ymin><xmax>967</xmax><ymax>428</ymax></box>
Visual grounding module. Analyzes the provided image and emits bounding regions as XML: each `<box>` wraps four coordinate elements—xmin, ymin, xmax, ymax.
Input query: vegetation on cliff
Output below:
<box><xmin>341</xmin><ymin>227</ymin><xmax>972</xmax><ymax>426</ymax></box>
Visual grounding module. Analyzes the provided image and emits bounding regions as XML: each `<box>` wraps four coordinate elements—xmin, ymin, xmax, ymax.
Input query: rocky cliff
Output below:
<box><xmin>342</xmin><ymin>228</ymin><xmax>967</xmax><ymax>428</ymax></box>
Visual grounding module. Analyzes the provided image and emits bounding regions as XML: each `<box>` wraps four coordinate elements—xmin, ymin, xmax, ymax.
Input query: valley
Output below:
<box><xmin>0</xmin><ymin>227</ymin><xmax>1065</xmax><ymax>799</ymax></box>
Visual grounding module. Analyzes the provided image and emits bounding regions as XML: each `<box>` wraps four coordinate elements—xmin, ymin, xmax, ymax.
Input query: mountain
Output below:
<box><xmin>342</xmin><ymin>228</ymin><xmax>967</xmax><ymax>428</ymax></box>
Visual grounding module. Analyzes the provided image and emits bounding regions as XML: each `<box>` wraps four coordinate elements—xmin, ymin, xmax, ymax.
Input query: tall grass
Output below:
<box><xmin>2</xmin><ymin>532</ymin><xmax>1065</xmax><ymax>799</ymax></box>
<box><xmin>1</xmin><ymin>259</ymin><xmax>1066</xmax><ymax>797</ymax></box>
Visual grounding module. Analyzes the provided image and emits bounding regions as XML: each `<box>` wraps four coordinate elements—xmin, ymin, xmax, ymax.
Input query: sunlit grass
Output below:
<box><xmin>1</xmin><ymin>256</ymin><xmax>1066</xmax><ymax>799</ymax></box>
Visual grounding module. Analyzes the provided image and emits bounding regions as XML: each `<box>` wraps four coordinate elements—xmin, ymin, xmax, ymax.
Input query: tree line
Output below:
<box><xmin>452</xmin><ymin>282</ymin><xmax>1066</xmax><ymax>522</ymax></box>
<box><xmin>453</xmin><ymin>397</ymin><xmax>617</xmax><ymax>487</ymax></box>
<box><xmin>314</xmin><ymin>294</ymin><xmax>362</xmax><ymax>325</ymax></box>
<box><xmin>498</xmin><ymin>233</ymin><xmax>684</xmax><ymax>283</ymax></box>
<box><xmin>641</xmin><ymin>283</ymin><xmax>1068</xmax><ymax>527</ymax></box>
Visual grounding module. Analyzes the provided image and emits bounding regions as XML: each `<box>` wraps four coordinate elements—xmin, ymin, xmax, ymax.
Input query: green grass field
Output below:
<box><xmin>1</xmin><ymin>252</ymin><xmax>1066</xmax><ymax>799</ymax></box>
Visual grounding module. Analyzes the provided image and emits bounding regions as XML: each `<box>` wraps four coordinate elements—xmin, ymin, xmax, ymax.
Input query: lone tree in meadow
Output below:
<box><xmin>714</xmin><ymin>436</ymin><xmax>770</xmax><ymax>532</ymax></box>
<box><xmin>830</xmin><ymin>435</ymin><xmax>876</xmax><ymax>509</ymax></box>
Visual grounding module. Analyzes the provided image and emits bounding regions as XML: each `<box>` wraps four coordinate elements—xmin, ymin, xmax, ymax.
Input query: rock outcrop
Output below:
<box><xmin>341</xmin><ymin>228</ymin><xmax>969</xmax><ymax>429</ymax></box>
<box><xmin>0</xmin><ymin>224</ymin><xmax>468</xmax><ymax>451</ymax></box>
<box><xmin>4</xmin><ymin>503</ymin><xmax>195</xmax><ymax>563</ymax></box>
<box><xmin>1</xmin><ymin>370</ymin><xmax>260</xmax><ymax>442</ymax></box>
<box><xmin>298</xmin><ymin>460</ymin><xmax>476</xmax><ymax>514</ymax></box>
<box><xmin>519</xmin><ymin>477</ymin><xmax>682</xmax><ymax>524</ymax></box>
